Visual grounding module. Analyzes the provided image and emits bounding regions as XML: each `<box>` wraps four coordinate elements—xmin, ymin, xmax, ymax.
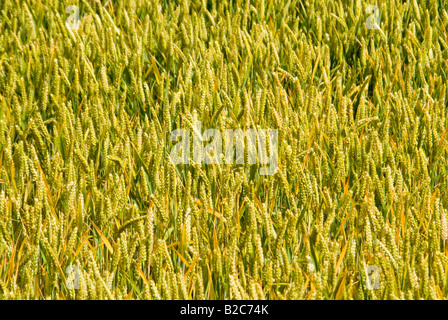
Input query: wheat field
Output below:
<box><xmin>0</xmin><ymin>0</ymin><xmax>448</xmax><ymax>300</ymax></box>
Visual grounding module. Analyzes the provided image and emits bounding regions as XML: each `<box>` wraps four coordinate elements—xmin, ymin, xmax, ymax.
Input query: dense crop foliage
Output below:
<box><xmin>1</xmin><ymin>0</ymin><xmax>448</xmax><ymax>300</ymax></box>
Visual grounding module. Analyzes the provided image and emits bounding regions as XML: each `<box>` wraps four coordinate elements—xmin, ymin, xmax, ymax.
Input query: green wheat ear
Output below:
<box><xmin>0</xmin><ymin>0</ymin><xmax>447</xmax><ymax>301</ymax></box>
